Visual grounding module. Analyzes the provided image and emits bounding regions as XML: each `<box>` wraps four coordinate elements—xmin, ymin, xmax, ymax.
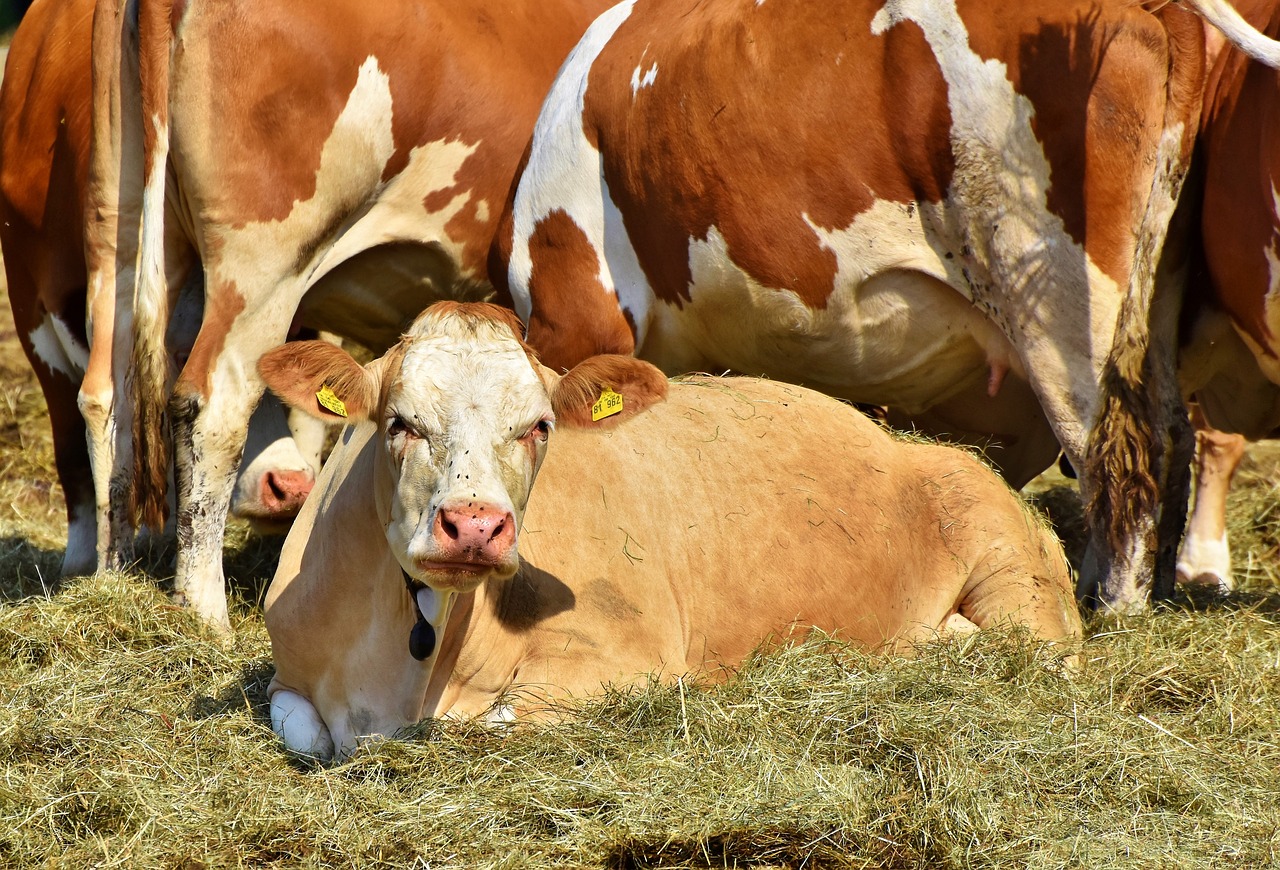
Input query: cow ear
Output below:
<box><xmin>258</xmin><ymin>341</ymin><xmax>380</xmax><ymax>423</ymax></box>
<box><xmin>549</xmin><ymin>354</ymin><xmax>667</xmax><ymax>429</ymax></box>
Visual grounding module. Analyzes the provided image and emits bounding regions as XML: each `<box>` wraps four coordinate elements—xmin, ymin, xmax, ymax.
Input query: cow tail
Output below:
<box><xmin>1084</xmin><ymin>7</ymin><xmax>1203</xmax><ymax>562</ymax></box>
<box><xmin>130</xmin><ymin>0</ymin><xmax>177</xmax><ymax>531</ymax></box>
<box><xmin>1182</xmin><ymin>0</ymin><xmax>1280</xmax><ymax>67</ymax></box>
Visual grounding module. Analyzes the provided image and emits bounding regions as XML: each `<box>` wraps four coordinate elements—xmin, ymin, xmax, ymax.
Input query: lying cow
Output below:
<box><xmin>257</xmin><ymin>302</ymin><xmax>1081</xmax><ymax>761</ymax></box>
<box><xmin>0</xmin><ymin>0</ymin><xmax>327</xmax><ymax>575</ymax></box>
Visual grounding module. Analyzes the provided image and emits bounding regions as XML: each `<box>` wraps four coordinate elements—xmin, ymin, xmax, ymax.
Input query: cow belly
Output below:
<box><xmin>642</xmin><ymin>238</ymin><xmax>1013</xmax><ymax>414</ymax></box>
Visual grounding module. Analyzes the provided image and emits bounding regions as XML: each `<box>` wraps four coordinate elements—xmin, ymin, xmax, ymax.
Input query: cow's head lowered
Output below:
<box><xmin>258</xmin><ymin>302</ymin><xmax>667</xmax><ymax>593</ymax></box>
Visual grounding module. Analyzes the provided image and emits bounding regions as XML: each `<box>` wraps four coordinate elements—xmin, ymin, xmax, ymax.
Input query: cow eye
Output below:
<box><xmin>524</xmin><ymin>419</ymin><xmax>554</xmax><ymax>442</ymax></box>
<box><xmin>387</xmin><ymin>416</ymin><xmax>410</xmax><ymax>438</ymax></box>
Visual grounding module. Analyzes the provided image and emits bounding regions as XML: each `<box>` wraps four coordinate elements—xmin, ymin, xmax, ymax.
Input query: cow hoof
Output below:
<box><xmin>1175</xmin><ymin>563</ymin><xmax>1233</xmax><ymax>596</ymax></box>
<box><xmin>271</xmin><ymin>690</ymin><xmax>335</xmax><ymax>760</ymax></box>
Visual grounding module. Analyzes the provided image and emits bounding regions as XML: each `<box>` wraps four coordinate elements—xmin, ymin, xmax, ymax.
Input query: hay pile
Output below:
<box><xmin>0</xmin><ymin>568</ymin><xmax>1277</xmax><ymax>868</ymax></box>
<box><xmin>3</xmin><ymin>257</ymin><xmax>1280</xmax><ymax>868</ymax></box>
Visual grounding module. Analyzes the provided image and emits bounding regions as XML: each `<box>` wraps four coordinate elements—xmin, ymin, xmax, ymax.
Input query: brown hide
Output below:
<box><xmin>0</xmin><ymin>0</ymin><xmax>99</xmax><ymax>568</ymax></box>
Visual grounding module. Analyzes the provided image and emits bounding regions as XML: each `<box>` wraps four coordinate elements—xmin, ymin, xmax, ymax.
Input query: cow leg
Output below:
<box><xmin>14</xmin><ymin>309</ymin><xmax>97</xmax><ymax>576</ymax></box>
<box><xmin>1176</xmin><ymin>408</ymin><xmax>1246</xmax><ymax>593</ymax></box>
<box><xmin>167</xmin><ymin>278</ymin><xmax>313</xmax><ymax>626</ymax></box>
<box><xmin>78</xmin><ymin>283</ymin><xmax>136</xmax><ymax>573</ymax></box>
<box><xmin>1048</xmin><ymin>12</ymin><xmax>1200</xmax><ymax>612</ymax></box>
<box><xmin>43</xmin><ymin>367</ymin><xmax>97</xmax><ymax>578</ymax></box>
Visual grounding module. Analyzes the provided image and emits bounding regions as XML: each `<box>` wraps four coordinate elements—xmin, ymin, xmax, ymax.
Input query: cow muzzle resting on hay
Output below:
<box><xmin>258</xmin><ymin>302</ymin><xmax>1081</xmax><ymax>761</ymax></box>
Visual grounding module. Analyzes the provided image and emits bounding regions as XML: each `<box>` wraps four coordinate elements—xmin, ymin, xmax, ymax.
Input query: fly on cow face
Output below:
<box><xmin>381</xmin><ymin>320</ymin><xmax>555</xmax><ymax>592</ymax></box>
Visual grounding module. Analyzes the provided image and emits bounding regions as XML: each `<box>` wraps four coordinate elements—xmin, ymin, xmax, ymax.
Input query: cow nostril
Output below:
<box><xmin>440</xmin><ymin>514</ymin><xmax>459</xmax><ymax>541</ymax></box>
<box><xmin>267</xmin><ymin>474</ymin><xmax>288</xmax><ymax>502</ymax></box>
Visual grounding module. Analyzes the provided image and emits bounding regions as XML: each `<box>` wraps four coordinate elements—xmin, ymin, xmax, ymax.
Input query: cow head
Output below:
<box><xmin>259</xmin><ymin>302</ymin><xmax>667</xmax><ymax>593</ymax></box>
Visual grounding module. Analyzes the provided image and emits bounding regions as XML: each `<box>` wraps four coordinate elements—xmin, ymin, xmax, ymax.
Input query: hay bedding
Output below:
<box><xmin>1</xmin><ymin>188</ymin><xmax>1279</xmax><ymax>870</ymax></box>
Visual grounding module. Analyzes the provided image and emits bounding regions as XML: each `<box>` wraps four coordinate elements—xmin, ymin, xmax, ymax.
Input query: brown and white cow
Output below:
<box><xmin>1169</xmin><ymin>0</ymin><xmax>1280</xmax><ymax>592</ymax></box>
<box><xmin>493</xmin><ymin>0</ymin><xmax>1280</xmax><ymax>613</ymax></box>
<box><xmin>83</xmin><ymin>0</ymin><xmax>616</xmax><ymax>627</ymax></box>
<box><xmin>256</xmin><ymin>302</ymin><xmax>1081</xmax><ymax>761</ymax></box>
<box><xmin>0</xmin><ymin>0</ymin><xmax>331</xmax><ymax>576</ymax></box>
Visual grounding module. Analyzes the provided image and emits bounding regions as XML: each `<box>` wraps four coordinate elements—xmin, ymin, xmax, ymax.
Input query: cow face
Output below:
<box><xmin>259</xmin><ymin>302</ymin><xmax>667</xmax><ymax>593</ymax></box>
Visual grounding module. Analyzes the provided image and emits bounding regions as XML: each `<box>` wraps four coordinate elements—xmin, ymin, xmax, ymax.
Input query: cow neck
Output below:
<box><xmin>400</xmin><ymin>569</ymin><xmax>460</xmax><ymax>664</ymax></box>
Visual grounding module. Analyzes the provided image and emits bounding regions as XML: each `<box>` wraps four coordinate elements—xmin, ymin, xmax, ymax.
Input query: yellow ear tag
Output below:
<box><xmin>316</xmin><ymin>384</ymin><xmax>348</xmax><ymax>418</ymax></box>
<box><xmin>591</xmin><ymin>387</ymin><xmax>624</xmax><ymax>422</ymax></box>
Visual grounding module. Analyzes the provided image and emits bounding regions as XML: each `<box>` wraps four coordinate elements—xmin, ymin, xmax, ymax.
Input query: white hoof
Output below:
<box><xmin>270</xmin><ymin>690</ymin><xmax>335</xmax><ymax>760</ymax></box>
<box><xmin>1175</xmin><ymin>534</ymin><xmax>1232</xmax><ymax>594</ymax></box>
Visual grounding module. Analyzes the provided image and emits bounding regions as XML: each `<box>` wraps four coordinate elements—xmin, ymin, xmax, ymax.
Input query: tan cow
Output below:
<box><xmin>257</xmin><ymin>302</ymin><xmax>1080</xmax><ymax>761</ymax></box>
<box><xmin>83</xmin><ymin>0</ymin><xmax>616</xmax><ymax>627</ymax></box>
<box><xmin>493</xmin><ymin>0</ymin><xmax>1280</xmax><ymax>613</ymax></box>
<box><xmin>0</xmin><ymin>0</ymin><xmax>331</xmax><ymax>575</ymax></box>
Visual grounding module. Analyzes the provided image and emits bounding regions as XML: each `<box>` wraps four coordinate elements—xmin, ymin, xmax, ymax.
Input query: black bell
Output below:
<box><xmin>409</xmin><ymin>617</ymin><xmax>437</xmax><ymax>661</ymax></box>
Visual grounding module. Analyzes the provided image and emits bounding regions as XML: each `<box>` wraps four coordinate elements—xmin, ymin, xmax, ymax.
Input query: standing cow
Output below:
<box><xmin>257</xmin><ymin>302</ymin><xmax>1081</xmax><ymax>761</ymax></box>
<box><xmin>1175</xmin><ymin>0</ymin><xmax>1280</xmax><ymax>592</ymax></box>
<box><xmin>84</xmin><ymin>0</ymin><xmax>616</xmax><ymax>627</ymax></box>
<box><xmin>0</xmin><ymin>0</ymin><xmax>329</xmax><ymax>576</ymax></box>
<box><xmin>495</xmin><ymin>0</ymin><xmax>1280</xmax><ymax>612</ymax></box>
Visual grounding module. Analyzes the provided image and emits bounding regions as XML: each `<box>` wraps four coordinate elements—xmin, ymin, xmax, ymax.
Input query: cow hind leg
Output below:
<box><xmin>1176</xmin><ymin>415</ymin><xmax>1245</xmax><ymax>593</ymax></box>
<box><xmin>270</xmin><ymin>690</ymin><xmax>335</xmax><ymax>760</ymax></box>
<box><xmin>956</xmin><ymin>515</ymin><xmax>1083</xmax><ymax>648</ymax></box>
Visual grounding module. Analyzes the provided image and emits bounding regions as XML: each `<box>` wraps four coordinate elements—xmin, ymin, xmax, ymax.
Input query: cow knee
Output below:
<box><xmin>270</xmin><ymin>690</ymin><xmax>335</xmax><ymax>760</ymax></box>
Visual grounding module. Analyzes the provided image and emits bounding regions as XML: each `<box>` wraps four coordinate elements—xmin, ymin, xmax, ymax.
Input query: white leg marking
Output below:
<box><xmin>1176</xmin><ymin>532</ymin><xmax>1232</xmax><ymax>593</ymax></box>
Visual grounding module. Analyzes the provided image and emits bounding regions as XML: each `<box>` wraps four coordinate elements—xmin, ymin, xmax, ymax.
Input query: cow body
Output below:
<box><xmin>85</xmin><ymin>0</ymin><xmax>613</xmax><ymax>626</ymax></box>
<box><xmin>496</xmin><ymin>0</ymin><xmax>1280</xmax><ymax>612</ymax></box>
<box><xmin>259</xmin><ymin>303</ymin><xmax>1080</xmax><ymax>761</ymax></box>
<box><xmin>0</xmin><ymin>0</ymin><xmax>325</xmax><ymax>576</ymax></box>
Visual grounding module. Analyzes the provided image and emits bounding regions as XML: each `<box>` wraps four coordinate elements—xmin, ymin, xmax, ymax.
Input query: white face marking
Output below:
<box><xmin>381</xmin><ymin>316</ymin><xmax>553</xmax><ymax>586</ymax></box>
<box><xmin>28</xmin><ymin>314</ymin><xmax>89</xmax><ymax>379</ymax></box>
<box><xmin>509</xmin><ymin>0</ymin><xmax>637</xmax><ymax>324</ymax></box>
<box><xmin>231</xmin><ymin>392</ymin><xmax>322</xmax><ymax>518</ymax></box>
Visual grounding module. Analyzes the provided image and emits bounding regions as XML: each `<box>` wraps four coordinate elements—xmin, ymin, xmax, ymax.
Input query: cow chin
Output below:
<box><xmin>415</xmin><ymin>556</ymin><xmax>519</xmax><ymax>592</ymax></box>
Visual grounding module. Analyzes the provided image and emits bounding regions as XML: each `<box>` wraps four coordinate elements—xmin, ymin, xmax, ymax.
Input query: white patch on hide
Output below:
<box><xmin>630</xmin><ymin>61</ymin><xmax>658</xmax><ymax>97</ymax></box>
<box><xmin>509</xmin><ymin>1</ymin><xmax>637</xmax><ymax>324</ymax></box>
<box><xmin>28</xmin><ymin>314</ymin><xmax>89</xmax><ymax>379</ymax></box>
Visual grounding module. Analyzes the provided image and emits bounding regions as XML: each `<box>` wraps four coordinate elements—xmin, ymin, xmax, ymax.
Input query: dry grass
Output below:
<box><xmin>3</xmin><ymin>259</ymin><xmax>1280</xmax><ymax>867</ymax></box>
